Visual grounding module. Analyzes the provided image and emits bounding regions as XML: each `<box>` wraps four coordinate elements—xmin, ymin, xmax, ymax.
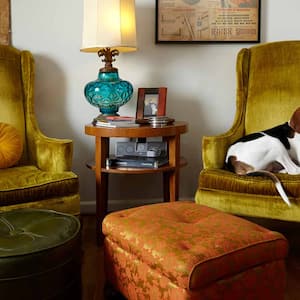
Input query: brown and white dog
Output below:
<box><xmin>226</xmin><ymin>107</ymin><xmax>300</xmax><ymax>206</ymax></box>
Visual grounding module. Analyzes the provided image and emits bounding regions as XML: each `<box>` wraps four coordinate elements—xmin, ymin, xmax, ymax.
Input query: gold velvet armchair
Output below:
<box><xmin>195</xmin><ymin>40</ymin><xmax>300</xmax><ymax>222</ymax></box>
<box><xmin>0</xmin><ymin>45</ymin><xmax>80</xmax><ymax>215</ymax></box>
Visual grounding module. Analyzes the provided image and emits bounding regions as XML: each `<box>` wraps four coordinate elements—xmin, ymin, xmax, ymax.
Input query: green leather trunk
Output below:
<box><xmin>0</xmin><ymin>209</ymin><xmax>81</xmax><ymax>300</ymax></box>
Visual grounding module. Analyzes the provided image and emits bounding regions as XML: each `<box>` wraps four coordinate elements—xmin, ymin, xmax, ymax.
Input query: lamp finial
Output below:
<box><xmin>98</xmin><ymin>48</ymin><xmax>119</xmax><ymax>73</ymax></box>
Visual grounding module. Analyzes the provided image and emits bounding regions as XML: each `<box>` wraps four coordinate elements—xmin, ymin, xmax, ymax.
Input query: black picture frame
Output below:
<box><xmin>156</xmin><ymin>0</ymin><xmax>261</xmax><ymax>43</ymax></box>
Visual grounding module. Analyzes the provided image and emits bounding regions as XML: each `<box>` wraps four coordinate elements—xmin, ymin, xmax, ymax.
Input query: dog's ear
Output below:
<box><xmin>289</xmin><ymin>107</ymin><xmax>300</xmax><ymax>133</ymax></box>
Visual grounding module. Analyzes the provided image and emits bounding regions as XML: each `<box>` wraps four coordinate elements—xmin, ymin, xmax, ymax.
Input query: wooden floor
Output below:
<box><xmin>81</xmin><ymin>215</ymin><xmax>105</xmax><ymax>300</ymax></box>
<box><xmin>81</xmin><ymin>215</ymin><xmax>300</xmax><ymax>300</ymax></box>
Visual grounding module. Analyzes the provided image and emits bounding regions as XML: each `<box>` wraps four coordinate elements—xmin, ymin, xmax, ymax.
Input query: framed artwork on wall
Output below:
<box><xmin>156</xmin><ymin>0</ymin><xmax>261</xmax><ymax>43</ymax></box>
<box><xmin>136</xmin><ymin>87</ymin><xmax>167</xmax><ymax>120</ymax></box>
<box><xmin>0</xmin><ymin>0</ymin><xmax>10</xmax><ymax>45</ymax></box>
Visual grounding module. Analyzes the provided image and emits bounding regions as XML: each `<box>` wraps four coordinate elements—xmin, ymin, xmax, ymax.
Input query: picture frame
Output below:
<box><xmin>136</xmin><ymin>87</ymin><xmax>167</xmax><ymax>120</ymax></box>
<box><xmin>156</xmin><ymin>0</ymin><xmax>261</xmax><ymax>43</ymax></box>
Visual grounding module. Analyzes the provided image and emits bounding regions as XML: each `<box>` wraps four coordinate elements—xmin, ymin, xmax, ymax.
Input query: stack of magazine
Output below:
<box><xmin>106</xmin><ymin>141</ymin><xmax>169</xmax><ymax>169</ymax></box>
<box><xmin>92</xmin><ymin>115</ymin><xmax>139</xmax><ymax>127</ymax></box>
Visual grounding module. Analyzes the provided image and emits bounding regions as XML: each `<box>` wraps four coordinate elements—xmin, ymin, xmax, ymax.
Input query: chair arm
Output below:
<box><xmin>202</xmin><ymin>126</ymin><xmax>244</xmax><ymax>169</ymax></box>
<box><xmin>36</xmin><ymin>135</ymin><xmax>73</xmax><ymax>172</ymax></box>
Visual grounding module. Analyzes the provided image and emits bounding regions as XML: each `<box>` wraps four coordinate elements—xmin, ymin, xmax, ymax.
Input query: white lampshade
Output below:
<box><xmin>81</xmin><ymin>0</ymin><xmax>137</xmax><ymax>53</ymax></box>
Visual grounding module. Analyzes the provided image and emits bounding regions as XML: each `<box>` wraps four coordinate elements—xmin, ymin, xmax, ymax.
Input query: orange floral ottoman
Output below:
<box><xmin>102</xmin><ymin>201</ymin><xmax>288</xmax><ymax>300</ymax></box>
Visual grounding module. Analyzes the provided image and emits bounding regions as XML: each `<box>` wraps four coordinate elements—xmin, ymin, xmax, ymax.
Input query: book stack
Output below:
<box><xmin>92</xmin><ymin>115</ymin><xmax>140</xmax><ymax>128</ymax></box>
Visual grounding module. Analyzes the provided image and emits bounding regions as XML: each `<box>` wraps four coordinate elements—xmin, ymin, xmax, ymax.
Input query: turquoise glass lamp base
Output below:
<box><xmin>84</xmin><ymin>70</ymin><xmax>133</xmax><ymax>116</ymax></box>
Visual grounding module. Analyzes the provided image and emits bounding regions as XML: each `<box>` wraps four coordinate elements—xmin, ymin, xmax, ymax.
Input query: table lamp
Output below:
<box><xmin>81</xmin><ymin>0</ymin><xmax>137</xmax><ymax>119</ymax></box>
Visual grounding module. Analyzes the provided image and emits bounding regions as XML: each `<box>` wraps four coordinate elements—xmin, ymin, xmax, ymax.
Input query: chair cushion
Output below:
<box><xmin>0</xmin><ymin>123</ymin><xmax>23</xmax><ymax>169</ymax></box>
<box><xmin>0</xmin><ymin>166</ymin><xmax>78</xmax><ymax>205</ymax></box>
<box><xmin>103</xmin><ymin>201</ymin><xmax>288</xmax><ymax>290</ymax></box>
<box><xmin>199</xmin><ymin>168</ymin><xmax>300</xmax><ymax>199</ymax></box>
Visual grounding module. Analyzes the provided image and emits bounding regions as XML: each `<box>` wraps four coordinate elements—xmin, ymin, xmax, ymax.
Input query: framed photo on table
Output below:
<box><xmin>156</xmin><ymin>0</ymin><xmax>260</xmax><ymax>43</ymax></box>
<box><xmin>136</xmin><ymin>87</ymin><xmax>167</xmax><ymax>120</ymax></box>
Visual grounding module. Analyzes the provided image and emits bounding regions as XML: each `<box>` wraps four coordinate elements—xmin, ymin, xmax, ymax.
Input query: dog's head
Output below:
<box><xmin>289</xmin><ymin>107</ymin><xmax>300</xmax><ymax>133</ymax></box>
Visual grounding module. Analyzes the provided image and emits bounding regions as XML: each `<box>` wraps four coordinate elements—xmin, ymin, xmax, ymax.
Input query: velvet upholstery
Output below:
<box><xmin>195</xmin><ymin>40</ymin><xmax>300</xmax><ymax>221</ymax></box>
<box><xmin>103</xmin><ymin>201</ymin><xmax>288</xmax><ymax>299</ymax></box>
<box><xmin>0</xmin><ymin>45</ymin><xmax>80</xmax><ymax>215</ymax></box>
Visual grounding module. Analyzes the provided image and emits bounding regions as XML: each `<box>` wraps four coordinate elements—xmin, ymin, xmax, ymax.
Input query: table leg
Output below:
<box><xmin>95</xmin><ymin>136</ymin><xmax>109</xmax><ymax>245</ymax></box>
<box><xmin>166</xmin><ymin>134</ymin><xmax>181</xmax><ymax>202</ymax></box>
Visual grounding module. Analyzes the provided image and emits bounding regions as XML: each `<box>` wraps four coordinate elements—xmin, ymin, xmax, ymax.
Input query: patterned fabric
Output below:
<box><xmin>105</xmin><ymin>238</ymin><xmax>286</xmax><ymax>300</ymax></box>
<box><xmin>103</xmin><ymin>201</ymin><xmax>288</xmax><ymax>299</ymax></box>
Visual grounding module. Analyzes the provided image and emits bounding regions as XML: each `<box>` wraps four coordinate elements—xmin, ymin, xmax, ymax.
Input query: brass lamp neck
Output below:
<box><xmin>98</xmin><ymin>48</ymin><xmax>119</xmax><ymax>73</ymax></box>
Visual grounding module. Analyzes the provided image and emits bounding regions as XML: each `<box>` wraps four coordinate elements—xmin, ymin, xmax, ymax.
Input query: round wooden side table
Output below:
<box><xmin>85</xmin><ymin>121</ymin><xmax>188</xmax><ymax>243</ymax></box>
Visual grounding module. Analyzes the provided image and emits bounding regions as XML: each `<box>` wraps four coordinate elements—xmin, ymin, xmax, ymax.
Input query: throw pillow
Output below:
<box><xmin>0</xmin><ymin>122</ymin><xmax>23</xmax><ymax>169</ymax></box>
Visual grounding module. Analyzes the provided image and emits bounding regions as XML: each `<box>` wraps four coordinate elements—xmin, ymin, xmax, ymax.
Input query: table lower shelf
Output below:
<box><xmin>86</xmin><ymin>158</ymin><xmax>187</xmax><ymax>174</ymax></box>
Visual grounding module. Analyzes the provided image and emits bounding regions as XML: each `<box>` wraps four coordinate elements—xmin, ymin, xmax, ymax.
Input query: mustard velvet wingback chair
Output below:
<box><xmin>195</xmin><ymin>40</ymin><xmax>300</xmax><ymax>222</ymax></box>
<box><xmin>0</xmin><ymin>45</ymin><xmax>80</xmax><ymax>215</ymax></box>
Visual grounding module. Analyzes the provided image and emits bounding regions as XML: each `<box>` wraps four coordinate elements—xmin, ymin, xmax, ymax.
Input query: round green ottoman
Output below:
<box><xmin>0</xmin><ymin>209</ymin><xmax>81</xmax><ymax>300</ymax></box>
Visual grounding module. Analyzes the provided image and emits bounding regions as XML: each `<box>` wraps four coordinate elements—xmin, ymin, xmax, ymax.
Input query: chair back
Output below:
<box><xmin>238</xmin><ymin>41</ymin><xmax>300</xmax><ymax>135</ymax></box>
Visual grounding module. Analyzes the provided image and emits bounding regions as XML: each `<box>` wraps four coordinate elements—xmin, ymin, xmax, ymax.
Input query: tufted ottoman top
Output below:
<box><xmin>0</xmin><ymin>208</ymin><xmax>80</xmax><ymax>257</ymax></box>
<box><xmin>103</xmin><ymin>201</ymin><xmax>288</xmax><ymax>290</ymax></box>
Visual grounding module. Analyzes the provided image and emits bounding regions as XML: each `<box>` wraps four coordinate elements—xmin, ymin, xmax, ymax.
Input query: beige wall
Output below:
<box><xmin>11</xmin><ymin>0</ymin><xmax>300</xmax><ymax>212</ymax></box>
